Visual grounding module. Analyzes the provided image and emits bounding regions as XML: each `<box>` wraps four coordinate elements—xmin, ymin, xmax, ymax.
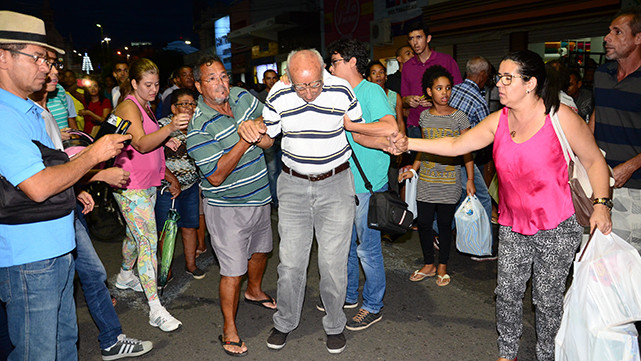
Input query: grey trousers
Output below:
<box><xmin>273</xmin><ymin>170</ymin><xmax>356</xmax><ymax>335</ymax></box>
<box><xmin>495</xmin><ymin>215</ymin><xmax>582</xmax><ymax>361</ymax></box>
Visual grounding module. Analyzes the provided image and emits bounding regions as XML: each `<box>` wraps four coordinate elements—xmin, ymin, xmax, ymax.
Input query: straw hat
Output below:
<box><xmin>0</xmin><ymin>11</ymin><xmax>65</xmax><ymax>54</ymax></box>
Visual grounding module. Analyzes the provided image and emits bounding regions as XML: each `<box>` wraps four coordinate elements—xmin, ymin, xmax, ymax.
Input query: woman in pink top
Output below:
<box><xmin>112</xmin><ymin>58</ymin><xmax>189</xmax><ymax>333</ymax></box>
<box><xmin>394</xmin><ymin>50</ymin><xmax>612</xmax><ymax>361</ymax></box>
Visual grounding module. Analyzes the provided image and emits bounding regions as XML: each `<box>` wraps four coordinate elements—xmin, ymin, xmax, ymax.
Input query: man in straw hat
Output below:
<box><xmin>0</xmin><ymin>11</ymin><xmax>130</xmax><ymax>360</ymax></box>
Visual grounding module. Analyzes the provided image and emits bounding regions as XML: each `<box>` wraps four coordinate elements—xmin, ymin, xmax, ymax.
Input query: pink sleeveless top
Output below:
<box><xmin>493</xmin><ymin>107</ymin><xmax>574</xmax><ymax>235</ymax></box>
<box><xmin>114</xmin><ymin>95</ymin><xmax>165</xmax><ymax>189</ymax></box>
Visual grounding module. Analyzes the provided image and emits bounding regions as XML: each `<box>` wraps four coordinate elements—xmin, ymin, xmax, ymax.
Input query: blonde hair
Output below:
<box><xmin>120</xmin><ymin>58</ymin><xmax>159</xmax><ymax>98</ymax></box>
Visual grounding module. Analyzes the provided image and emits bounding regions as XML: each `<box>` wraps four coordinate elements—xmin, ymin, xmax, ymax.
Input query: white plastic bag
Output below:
<box><xmin>403</xmin><ymin>171</ymin><xmax>418</xmax><ymax>220</ymax></box>
<box><xmin>555</xmin><ymin>229</ymin><xmax>641</xmax><ymax>361</ymax></box>
<box><xmin>454</xmin><ymin>195</ymin><xmax>491</xmax><ymax>256</ymax></box>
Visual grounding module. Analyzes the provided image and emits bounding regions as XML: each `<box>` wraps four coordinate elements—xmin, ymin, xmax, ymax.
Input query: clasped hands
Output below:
<box><xmin>238</xmin><ymin>118</ymin><xmax>267</xmax><ymax>144</ymax></box>
<box><xmin>385</xmin><ymin>132</ymin><xmax>409</xmax><ymax>155</ymax></box>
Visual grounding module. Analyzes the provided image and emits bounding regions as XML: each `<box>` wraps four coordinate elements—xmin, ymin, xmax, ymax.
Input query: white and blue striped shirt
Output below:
<box><xmin>263</xmin><ymin>71</ymin><xmax>363</xmax><ymax>175</ymax></box>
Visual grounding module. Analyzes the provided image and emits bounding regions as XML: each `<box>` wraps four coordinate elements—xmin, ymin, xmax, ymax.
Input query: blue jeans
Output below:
<box><xmin>155</xmin><ymin>183</ymin><xmax>200</xmax><ymax>231</ymax></box>
<box><xmin>74</xmin><ymin>216</ymin><xmax>122</xmax><ymax>350</ymax></box>
<box><xmin>263</xmin><ymin>136</ymin><xmax>282</xmax><ymax>207</ymax></box>
<box><xmin>0</xmin><ymin>252</ymin><xmax>78</xmax><ymax>361</ymax></box>
<box><xmin>273</xmin><ymin>169</ymin><xmax>356</xmax><ymax>335</ymax></box>
<box><xmin>346</xmin><ymin>185</ymin><xmax>387</xmax><ymax>314</ymax></box>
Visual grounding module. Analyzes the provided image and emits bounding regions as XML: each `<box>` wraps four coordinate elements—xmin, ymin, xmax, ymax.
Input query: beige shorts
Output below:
<box><xmin>203</xmin><ymin>202</ymin><xmax>272</xmax><ymax>276</ymax></box>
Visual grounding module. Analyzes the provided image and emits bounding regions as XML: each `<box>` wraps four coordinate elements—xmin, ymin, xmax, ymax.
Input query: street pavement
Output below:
<box><xmin>76</xmin><ymin>216</ymin><xmax>538</xmax><ymax>361</ymax></box>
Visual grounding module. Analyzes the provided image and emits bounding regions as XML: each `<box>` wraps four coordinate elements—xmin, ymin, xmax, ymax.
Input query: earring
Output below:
<box><xmin>526</xmin><ymin>89</ymin><xmax>530</xmax><ymax>94</ymax></box>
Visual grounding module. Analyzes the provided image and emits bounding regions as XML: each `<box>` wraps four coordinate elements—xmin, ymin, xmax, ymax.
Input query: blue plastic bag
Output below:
<box><xmin>454</xmin><ymin>195</ymin><xmax>492</xmax><ymax>256</ymax></box>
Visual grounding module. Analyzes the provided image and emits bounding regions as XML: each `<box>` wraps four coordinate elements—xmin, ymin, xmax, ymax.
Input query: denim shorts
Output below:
<box><xmin>155</xmin><ymin>183</ymin><xmax>200</xmax><ymax>231</ymax></box>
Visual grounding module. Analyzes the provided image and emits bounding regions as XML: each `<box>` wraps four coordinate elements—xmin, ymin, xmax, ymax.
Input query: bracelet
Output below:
<box><xmin>593</xmin><ymin>197</ymin><xmax>613</xmax><ymax>210</ymax></box>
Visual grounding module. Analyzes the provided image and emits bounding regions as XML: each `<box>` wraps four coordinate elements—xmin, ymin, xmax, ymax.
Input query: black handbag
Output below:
<box><xmin>350</xmin><ymin>151</ymin><xmax>413</xmax><ymax>235</ymax></box>
<box><xmin>0</xmin><ymin>140</ymin><xmax>76</xmax><ymax>224</ymax></box>
<box><xmin>84</xmin><ymin>181</ymin><xmax>127</xmax><ymax>242</ymax></box>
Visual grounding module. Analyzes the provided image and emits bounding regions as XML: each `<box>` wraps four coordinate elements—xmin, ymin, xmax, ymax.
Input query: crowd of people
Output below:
<box><xmin>1</xmin><ymin>5</ymin><xmax>640</xmax><ymax>361</ymax></box>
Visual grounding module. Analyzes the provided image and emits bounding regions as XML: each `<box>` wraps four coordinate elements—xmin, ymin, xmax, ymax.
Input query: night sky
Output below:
<box><xmin>6</xmin><ymin>0</ymin><xmax>198</xmax><ymax>51</ymax></box>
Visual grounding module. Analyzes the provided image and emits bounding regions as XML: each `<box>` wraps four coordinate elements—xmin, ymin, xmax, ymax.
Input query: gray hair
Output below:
<box><xmin>466</xmin><ymin>56</ymin><xmax>490</xmax><ymax>76</ymax></box>
<box><xmin>285</xmin><ymin>49</ymin><xmax>325</xmax><ymax>79</ymax></box>
<box><xmin>193</xmin><ymin>54</ymin><xmax>223</xmax><ymax>82</ymax></box>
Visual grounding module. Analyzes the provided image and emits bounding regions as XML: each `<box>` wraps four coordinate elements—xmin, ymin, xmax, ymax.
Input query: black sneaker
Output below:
<box><xmin>316</xmin><ymin>299</ymin><xmax>358</xmax><ymax>312</ymax></box>
<box><xmin>326</xmin><ymin>332</ymin><xmax>346</xmax><ymax>354</ymax></box>
<box><xmin>346</xmin><ymin>308</ymin><xmax>382</xmax><ymax>331</ymax></box>
<box><xmin>266</xmin><ymin>328</ymin><xmax>288</xmax><ymax>350</ymax></box>
<box><xmin>185</xmin><ymin>267</ymin><xmax>206</xmax><ymax>280</ymax></box>
<box><xmin>101</xmin><ymin>334</ymin><xmax>153</xmax><ymax>360</ymax></box>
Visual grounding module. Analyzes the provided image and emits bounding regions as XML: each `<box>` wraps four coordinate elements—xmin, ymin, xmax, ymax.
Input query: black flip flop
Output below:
<box><xmin>244</xmin><ymin>294</ymin><xmax>277</xmax><ymax>310</ymax></box>
<box><xmin>218</xmin><ymin>335</ymin><xmax>248</xmax><ymax>357</ymax></box>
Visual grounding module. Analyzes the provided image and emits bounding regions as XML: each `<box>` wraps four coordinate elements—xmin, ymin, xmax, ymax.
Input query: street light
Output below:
<box><xmin>96</xmin><ymin>24</ymin><xmax>103</xmax><ymax>42</ymax></box>
<box><xmin>101</xmin><ymin>37</ymin><xmax>111</xmax><ymax>46</ymax></box>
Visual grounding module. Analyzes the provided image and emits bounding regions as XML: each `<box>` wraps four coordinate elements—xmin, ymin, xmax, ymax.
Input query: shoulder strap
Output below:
<box><xmin>346</xmin><ymin>132</ymin><xmax>374</xmax><ymax>194</ymax></box>
<box><xmin>350</xmin><ymin>149</ymin><xmax>374</xmax><ymax>194</ymax></box>
<box><xmin>548</xmin><ymin>107</ymin><xmax>574</xmax><ymax>165</ymax></box>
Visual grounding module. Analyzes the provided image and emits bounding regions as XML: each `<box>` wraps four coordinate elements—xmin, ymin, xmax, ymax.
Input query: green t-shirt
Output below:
<box><xmin>347</xmin><ymin>80</ymin><xmax>393</xmax><ymax>193</ymax></box>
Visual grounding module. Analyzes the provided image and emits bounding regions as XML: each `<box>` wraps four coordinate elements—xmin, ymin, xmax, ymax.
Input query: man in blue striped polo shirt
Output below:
<box><xmin>187</xmin><ymin>55</ymin><xmax>275</xmax><ymax>357</ymax></box>
<box><xmin>589</xmin><ymin>7</ymin><xmax>641</xmax><ymax>248</ymax></box>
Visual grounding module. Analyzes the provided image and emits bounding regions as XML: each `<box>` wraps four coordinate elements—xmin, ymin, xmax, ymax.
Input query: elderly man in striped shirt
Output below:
<box><xmin>239</xmin><ymin>48</ymin><xmax>397</xmax><ymax>354</ymax></box>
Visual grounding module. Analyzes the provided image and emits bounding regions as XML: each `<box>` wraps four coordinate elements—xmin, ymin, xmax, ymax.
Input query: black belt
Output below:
<box><xmin>282</xmin><ymin>162</ymin><xmax>350</xmax><ymax>182</ymax></box>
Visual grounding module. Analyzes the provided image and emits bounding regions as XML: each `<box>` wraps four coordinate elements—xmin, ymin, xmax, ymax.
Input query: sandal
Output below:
<box><xmin>436</xmin><ymin>274</ymin><xmax>451</xmax><ymax>287</ymax></box>
<box><xmin>409</xmin><ymin>269</ymin><xmax>436</xmax><ymax>282</ymax></box>
<box><xmin>218</xmin><ymin>335</ymin><xmax>248</xmax><ymax>357</ymax></box>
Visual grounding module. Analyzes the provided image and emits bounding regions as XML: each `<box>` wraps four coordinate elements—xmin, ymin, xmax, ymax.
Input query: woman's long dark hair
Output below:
<box><xmin>501</xmin><ymin>50</ymin><xmax>559</xmax><ymax>114</ymax></box>
<box><xmin>82</xmin><ymin>75</ymin><xmax>107</xmax><ymax>106</ymax></box>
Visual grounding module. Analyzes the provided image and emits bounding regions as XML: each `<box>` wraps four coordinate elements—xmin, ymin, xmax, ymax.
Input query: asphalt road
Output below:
<box><xmin>76</xmin><ymin>215</ymin><xmax>539</xmax><ymax>361</ymax></box>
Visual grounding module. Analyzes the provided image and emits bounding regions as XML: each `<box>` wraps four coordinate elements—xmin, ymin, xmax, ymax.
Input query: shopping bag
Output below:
<box><xmin>555</xmin><ymin>229</ymin><xmax>641</xmax><ymax>361</ymax></box>
<box><xmin>454</xmin><ymin>195</ymin><xmax>491</xmax><ymax>256</ymax></box>
<box><xmin>576</xmin><ymin>230</ymin><xmax>641</xmax><ymax>327</ymax></box>
<box><xmin>556</xmin><ymin>306</ymin><xmax>640</xmax><ymax>361</ymax></box>
<box><xmin>403</xmin><ymin>171</ymin><xmax>418</xmax><ymax>220</ymax></box>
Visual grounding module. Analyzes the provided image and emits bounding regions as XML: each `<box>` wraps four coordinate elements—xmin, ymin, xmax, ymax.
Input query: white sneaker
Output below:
<box><xmin>115</xmin><ymin>272</ymin><xmax>143</xmax><ymax>292</ymax></box>
<box><xmin>149</xmin><ymin>307</ymin><xmax>182</xmax><ymax>332</ymax></box>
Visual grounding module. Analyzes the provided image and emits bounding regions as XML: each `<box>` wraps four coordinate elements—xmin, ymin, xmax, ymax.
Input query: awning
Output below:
<box><xmin>228</xmin><ymin>16</ymin><xmax>297</xmax><ymax>45</ymax></box>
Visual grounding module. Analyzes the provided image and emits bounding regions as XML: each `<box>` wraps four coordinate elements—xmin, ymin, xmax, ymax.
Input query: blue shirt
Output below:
<box><xmin>347</xmin><ymin>80</ymin><xmax>393</xmax><ymax>193</ymax></box>
<box><xmin>0</xmin><ymin>89</ymin><xmax>75</xmax><ymax>267</ymax></box>
<box><xmin>449</xmin><ymin>79</ymin><xmax>490</xmax><ymax>127</ymax></box>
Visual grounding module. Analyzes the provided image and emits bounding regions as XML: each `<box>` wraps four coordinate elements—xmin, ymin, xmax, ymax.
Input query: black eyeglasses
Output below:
<box><xmin>175</xmin><ymin>101</ymin><xmax>197</xmax><ymax>108</ymax></box>
<box><xmin>494</xmin><ymin>73</ymin><xmax>530</xmax><ymax>86</ymax></box>
<box><xmin>292</xmin><ymin>80</ymin><xmax>323</xmax><ymax>92</ymax></box>
<box><xmin>8</xmin><ymin>49</ymin><xmax>55</xmax><ymax>69</ymax></box>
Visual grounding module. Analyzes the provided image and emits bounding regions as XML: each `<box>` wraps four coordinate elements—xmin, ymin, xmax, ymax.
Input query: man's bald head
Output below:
<box><xmin>287</xmin><ymin>49</ymin><xmax>325</xmax><ymax>102</ymax></box>
<box><xmin>287</xmin><ymin>49</ymin><xmax>324</xmax><ymax>80</ymax></box>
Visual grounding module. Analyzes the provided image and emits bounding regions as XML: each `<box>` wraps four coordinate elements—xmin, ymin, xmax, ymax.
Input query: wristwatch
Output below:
<box><xmin>593</xmin><ymin>197</ymin><xmax>613</xmax><ymax>210</ymax></box>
